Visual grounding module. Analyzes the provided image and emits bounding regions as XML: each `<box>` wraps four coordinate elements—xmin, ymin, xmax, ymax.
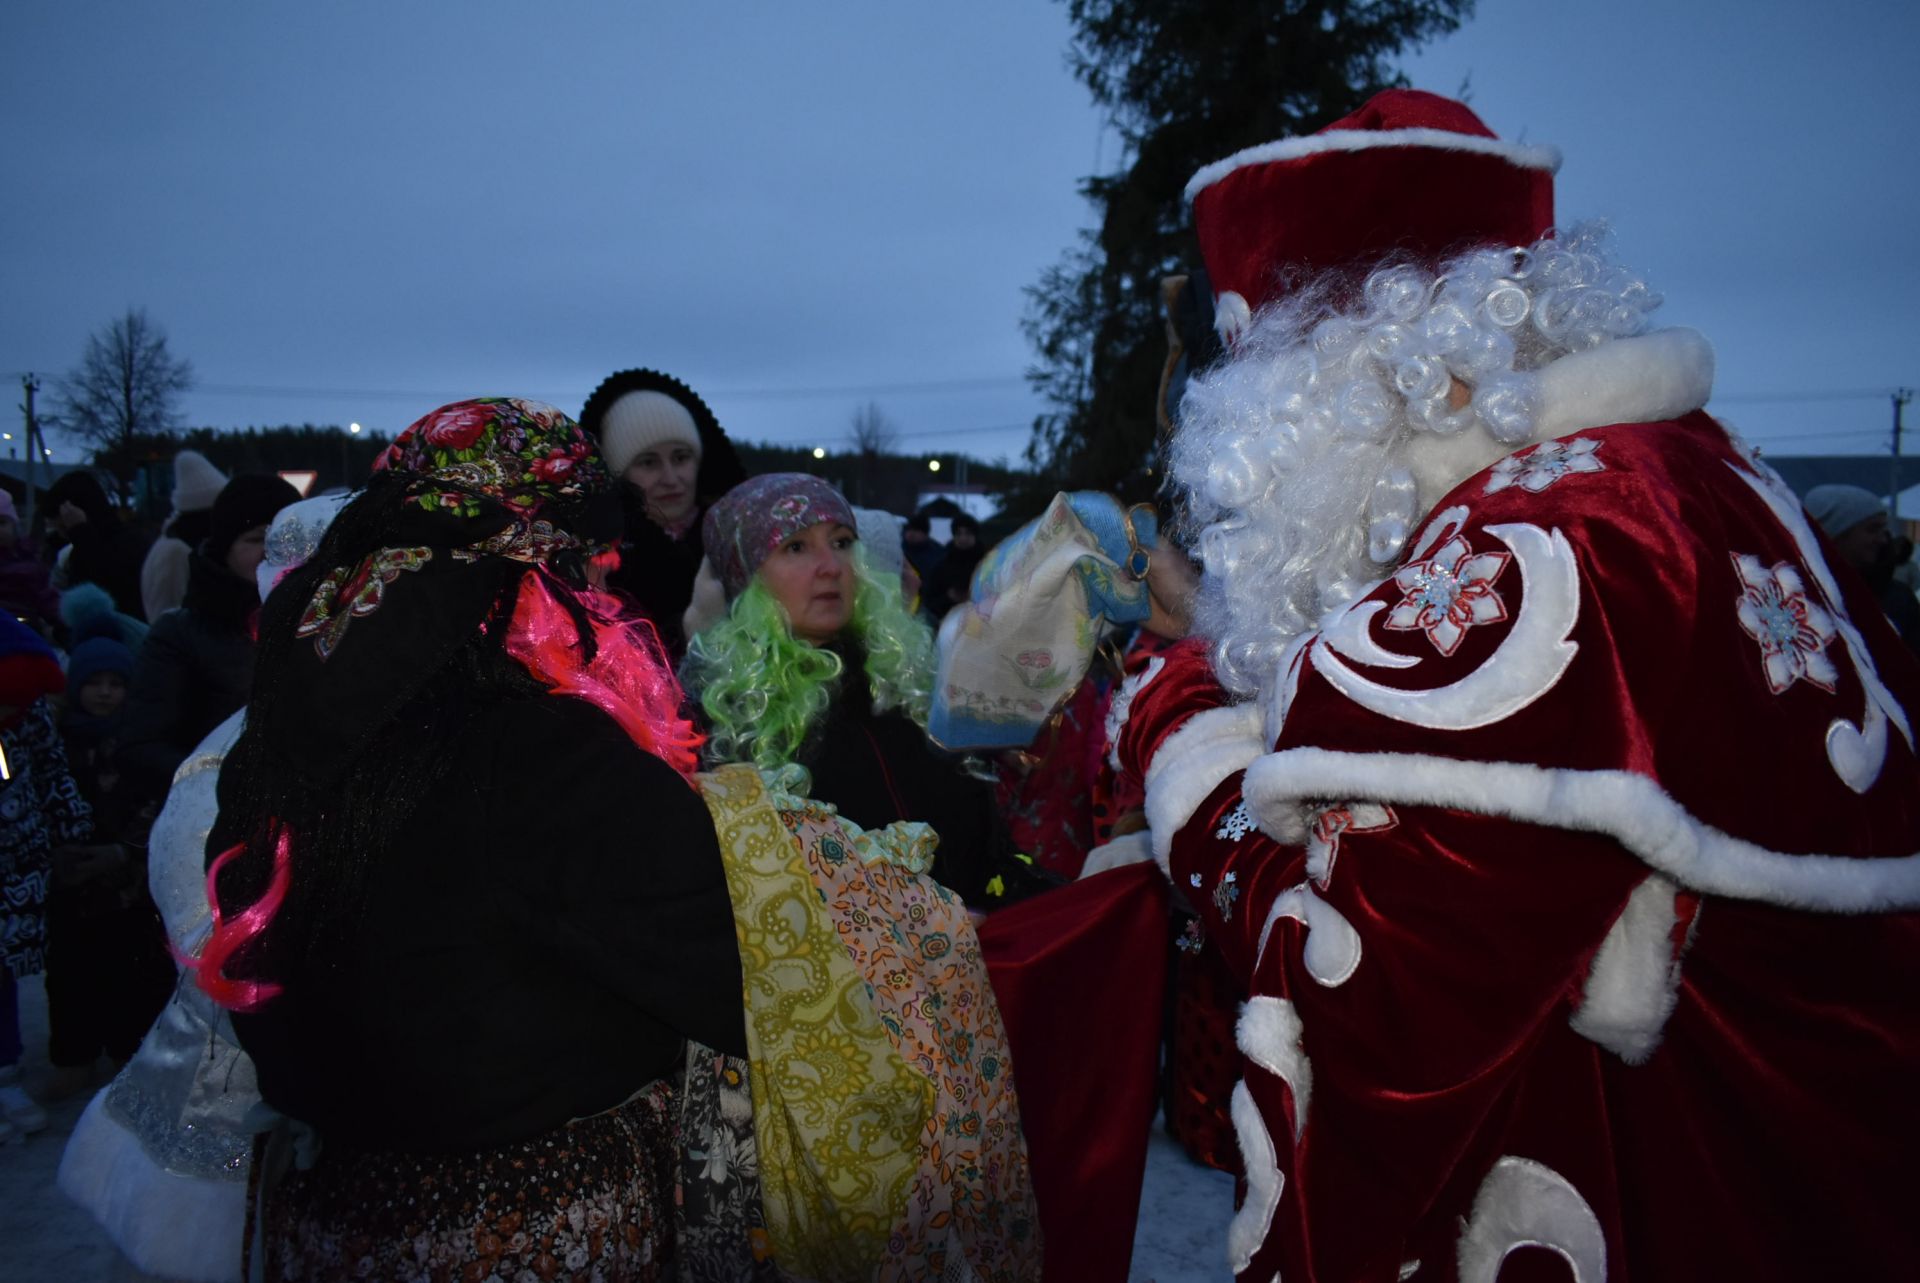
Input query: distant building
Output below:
<box><xmin>915</xmin><ymin>485</ymin><xmax>998</xmax><ymax>542</ymax></box>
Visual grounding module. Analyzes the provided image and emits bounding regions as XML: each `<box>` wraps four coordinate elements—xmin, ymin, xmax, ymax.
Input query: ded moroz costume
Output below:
<box><xmin>1109</xmin><ymin>90</ymin><xmax>1920</xmax><ymax>1281</ymax></box>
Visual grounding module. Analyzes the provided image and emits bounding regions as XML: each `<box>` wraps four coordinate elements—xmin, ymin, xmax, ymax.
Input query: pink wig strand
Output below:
<box><xmin>505</xmin><ymin>569</ymin><xmax>704</xmax><ymax>779</ymax></box>
<box><xmin>184</xmin><ymin>823</ymin><xmax>293</xmax><ymax>1013</ymax></box>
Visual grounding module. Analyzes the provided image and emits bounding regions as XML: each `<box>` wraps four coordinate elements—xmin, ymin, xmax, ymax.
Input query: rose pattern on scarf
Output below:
<box><xmin>1384</xmin><ymin>535</ymin><xmax>1512</xmax><ymax>657</ymax></box>
<box><xmin>379</xmin><ymin>397</ymin><xmax>608</xmax><ymax>520</ymax></box>
<box><xmin>295</xmin><ymin>546</ymin><xmax>433</xmax><ymax>660</ymax></box>
<box><xmin>1732</xmin><ymin>553</ymin><xmax>1839</xmax><ymax>694</ymax></box>
<box><xmin>1484</xmin><ymin>436</ymin><xmax>1605</xmax><ymax>495</ymax></box>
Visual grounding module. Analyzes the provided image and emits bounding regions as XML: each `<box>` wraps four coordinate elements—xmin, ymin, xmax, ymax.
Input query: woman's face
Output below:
<box><xmin>624</xmin><ymin>443</ymin><xmax>700</xmax><ymax>527</ymax></box>
<box><xmin>225</xmin><ymin>523</ymin><xmax>270</xmax><ymax>581</ymax></box>
<box><xmin>757</xmin><ymin>521</ymin><xmax>856</xmax><ymax>644</ymax></box>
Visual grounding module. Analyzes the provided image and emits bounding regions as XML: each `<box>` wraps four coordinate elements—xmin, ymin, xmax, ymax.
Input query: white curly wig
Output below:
<box><xmin>1171</xmin><ymin>221</ymin><xmax>1662</xmax><ymax>698</ymax></box>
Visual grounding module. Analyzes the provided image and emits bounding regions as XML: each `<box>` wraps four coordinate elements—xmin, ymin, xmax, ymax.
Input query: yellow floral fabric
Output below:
<box><xmin>700</xmin><ymin>766</ymin><xmax>1041</xmax><ymax>1283</ymax></box>
<box><xmin>700</xmin><ymin>765</ymin><xmax>929</xmax><ymax>1281</ymax></box>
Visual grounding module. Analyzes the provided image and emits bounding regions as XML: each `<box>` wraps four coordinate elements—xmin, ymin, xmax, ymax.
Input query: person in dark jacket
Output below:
<box><xmin>46</xmin><ymin>471</ymin><xmax>150</xmax><ymax>622</ymax></box>
<box><xmin>0</xmin><ymin>488</ymin><xmax>62</xmax><ymax>632</ymax></box>
<box><xmin>579</xmin><ymin>369</ymin><xmax>746</xmax><ymax>660</ymax></box>
<box><xmin>922</xmin><ymin>511</ymin><xmax>985</xmax><ymax>623</ymax></box>
<box><xmin>46</xmin><ymin>635</ymin><xmax>173</xmax><ymax>1084</ymax></box>
<box><xmin>190</xmin><ymin>397</ymin><xmax>744</xmax><ymax>1281</ymax></box>
<box><xmin>116</xmin><ymin>474</ymin><xmax>299</xmax><ymax>802</ymax></box>
<box><xmin>683</xmin><ymin>473</ymin><xmax>1050</xmax><ymax>908</ymax></box>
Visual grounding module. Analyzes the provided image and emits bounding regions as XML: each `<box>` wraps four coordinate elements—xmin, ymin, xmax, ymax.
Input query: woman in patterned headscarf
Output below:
<box><xmin>681</xmin><ymin>473</ymin><xmax>1042</xmax><ymax>1283</ymax></box>
<box><xmin>188</xmin><ymin>398</ymin><xmax>747</xmax><ymax>1282</ymax></box>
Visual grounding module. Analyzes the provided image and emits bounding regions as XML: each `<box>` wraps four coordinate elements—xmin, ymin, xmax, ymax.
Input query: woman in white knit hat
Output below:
<box><xmin>579</xmin><ymin>369</ymin><xmax>745</xmax><ymax>659</ymax></box>
<box><xmin>139</xmin><ymin>449</ymin><xmax>228</xmax><ymax>620</ymax></box>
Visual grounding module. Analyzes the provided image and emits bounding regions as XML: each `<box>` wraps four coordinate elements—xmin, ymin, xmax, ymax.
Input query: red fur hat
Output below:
<box><xmin>1187</xmin><ymin>89</ymin><xmax>1560</xmax><ymax>343</ymax></box>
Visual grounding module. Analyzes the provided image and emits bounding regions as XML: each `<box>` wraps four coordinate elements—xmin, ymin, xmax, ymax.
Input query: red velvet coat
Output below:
<box><xmin>1116</xmin><ymin>413</ymin><xmax>1920</xmax><ymax>1282</ymax></box>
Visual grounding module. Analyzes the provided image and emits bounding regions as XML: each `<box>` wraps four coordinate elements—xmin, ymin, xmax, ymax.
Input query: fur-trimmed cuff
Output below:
<box><xmin>1143</xmin><ymin>703</ymin><xmax>1268</xmax><ymax>872</ymax></box>
<box><xmin>1569</xmin><ymin>874</ymin><xmax>1700</xmax><ymax>1063</ymax></box>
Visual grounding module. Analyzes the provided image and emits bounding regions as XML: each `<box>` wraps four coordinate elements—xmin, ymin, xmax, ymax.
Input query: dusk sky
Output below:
<box><xmin>5</xmin><ymin>1</ymin><xmax>1916</xmax><ymax>473</ymax></box>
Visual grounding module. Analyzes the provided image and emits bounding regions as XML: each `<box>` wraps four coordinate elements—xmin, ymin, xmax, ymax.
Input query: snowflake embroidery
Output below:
<box><xmin>1213</xmin><ymin>871</ymin><xmax>1239</xmax><ymax>922</ymax></box>
<box><xmin>1383</xmin><ymin>535</ymin><xmax>1512</xmax><ymax>657</ymax></box>
<box><xmin>1189</xmin><ymin>873</ymin><xmax>1203</xmax><ymax>888</ymax></box>
<box><xmin>1175</xmin><ymin>919</ymin><xmax>1206</xmax><ymax>954</ymax></box>
<box><xmin>1485</xmin><ymin>437</ymin><xmax>1605</xmax><ymax>495</ymax></box>
<box><xmin>1305</xmin><ymin>802</ymin><xmax>1398</xmax><ymax>890</ymax></box>
<box><xmin>1733</xmin><ymin>553</ymin><xmax>1839</xmax><ymax>693</ymax></box>
<box><xmin>1215</xmin><ymin>801</ymin><xmax>1256</xmax><ymax>842</ymax></box>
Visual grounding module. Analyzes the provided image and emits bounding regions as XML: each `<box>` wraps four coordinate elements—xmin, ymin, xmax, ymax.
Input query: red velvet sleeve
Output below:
<box><xmin>1167</xmin><ymin>781</ymin><xmax>1650</xmax><ymax>1281</ymax></box>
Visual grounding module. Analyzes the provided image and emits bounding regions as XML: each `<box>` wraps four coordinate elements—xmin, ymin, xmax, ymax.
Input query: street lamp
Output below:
<box><xmin>812</xmin><ymin>446</ymin><xmax>826</xmax><ymax>459</ymax></box>
<box><xmin>928</xmin><ymin>459</ymin><xmax>942</xmax><ymax>473</ymax></box>
<box><xmin>342</xmin><ymin>422</ymin><xmax>364</xmax><ymax>486</ymax></box>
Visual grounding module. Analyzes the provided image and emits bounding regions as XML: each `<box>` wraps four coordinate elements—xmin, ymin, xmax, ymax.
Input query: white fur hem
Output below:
<box><xmin>1569</xmin><ymin>874</ymin><xmax>1695</xmax><ymax>1063</ymax></box>
<box><xmin>1188</xmin><ymin>127</ymin><xmax>1561</xmax><ymax>203</ymax></box>
<box><xmin>1078</xmin><ymin>830</ymin><xmax>1154</xmax><ymax>879</ymax></box>
<box><xmin>1227</xmin><ymin>1080</ymin><xmax>1284</xmax><ymax>1274</ymax></box>
<box><xmin>1143</xmin><ymin>703</ymin><xmax>1268</xmax><ymax>873</ymax></box>
<box><xmin>1237</xmin><ymin>997</ymin><xmax>1312</xmax><ymax>1138</ymax></box>
<box><xmin>1458</xmin><ymin>1156</ymin><xmax>1607</xmax><ymax>1283</ymax></box>
<box><xmin>58</xmin><ymin>1091</ymin><xmax>248</xmax><ymax>1282</ymax></box>
<box><xmin>1243</xmin><ymin>746</ymin><xmax>1920</xmax><ymax>912</ymax></box>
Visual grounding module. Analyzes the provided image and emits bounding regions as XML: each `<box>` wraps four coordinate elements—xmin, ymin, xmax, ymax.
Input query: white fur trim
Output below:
<box><xmin>58</xmin><ymin>1091</ymin><xmax>248</xmax><ymax>1282</ymax></box>
<box><xmin>1236</xmin><ymin>996</ymin><xmax>1312</xmax><ymax>1138</ymax></box>
<box><xmin>1399</xmin><ymin>328</ymin><xmax>1716</xmax><ymax>513</ymax></box>
<box><xmin>1227</xmin><ymin>1079</ymin><xmax>1284</xmax><ymax>1275</ymax></box>
<box><xmin>1215</xmin><ymin>290</ymin><xmax>1253</xmax><ymax>344</ymax></box>
<box><xmin>1106</xmin><ymin>655</ymin><xmax>1166</xmax><ymax>773</ymax></box>
<box><xmin>1143</xmin><ymin>703</ymin><xmax>1268</xmax><ymax>872</ymax></box>
<box><xmin>1077</xmin><ymin>830</ymin><xmax>1154</xmax><ymax>879</ymax></box>
<box><xmin>1533</xmin><ymin>328</ymin><xmax>1715</xmax><ymax>441</ymax></box>
<box><xmin>1569</xmin><ymin>874</ymin><xmax>1695</xmax><ymax>1063</ymax></box>
<box><xmin>1252</xmin><ymin>881</ymin><xmax>1364</xmax><ymax>987</ymax></box>
<box><xmin>1457</xmin><ymin>1155</ymin><xmax>1607</xmax><ymax>1283</ymax></box>
<box><xmin>1188</xmin><ymin>127</ymin><xmax>1561</xmax><ymax>204</ymax></box>
<box><xmin>1243</xmin><ymin>747</ymin><xmax>1920</xmax><ymax>912</ymax></box>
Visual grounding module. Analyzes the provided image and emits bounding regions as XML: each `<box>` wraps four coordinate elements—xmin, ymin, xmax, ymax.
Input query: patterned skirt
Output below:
<box><xmin>256</xmin><ymin>1081</ymin><xmax>677</xmax><ymax>1283</ymax></box>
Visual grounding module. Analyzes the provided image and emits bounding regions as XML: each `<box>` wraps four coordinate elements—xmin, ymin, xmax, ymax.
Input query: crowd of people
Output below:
<box><xmin>1</xmin><ymin>456</ymin><xmax>301</xmax><ymax>1148</ymax></box>
<box><xmin>2</xmin><ymin>86</ymin><xmax>1916</xmax><ymax>1282</ymax></box>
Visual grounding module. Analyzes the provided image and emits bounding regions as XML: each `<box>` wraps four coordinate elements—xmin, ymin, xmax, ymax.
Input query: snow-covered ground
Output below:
<box><xmin>2</xmin><ymin>973</ymin><xmax>1239</xmax><ymax>1281</ymax></box>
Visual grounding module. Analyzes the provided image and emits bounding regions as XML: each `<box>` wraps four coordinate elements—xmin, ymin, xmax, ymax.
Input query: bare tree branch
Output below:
<box><xmin>54</xmin><ymin>307</ymin><xmax>194</xmax><ymax>465</ymax></box>
<box><xmin>848</xmin><ymin>401</ymin><xmax>897</xmax><ymax>456</ymax></box>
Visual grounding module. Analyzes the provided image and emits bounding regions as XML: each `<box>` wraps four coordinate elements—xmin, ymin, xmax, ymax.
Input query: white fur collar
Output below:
<box><xmin>1403</xmin><ymin>327</ymin><xmax>1716</xmax><ymax>514</ymax></box>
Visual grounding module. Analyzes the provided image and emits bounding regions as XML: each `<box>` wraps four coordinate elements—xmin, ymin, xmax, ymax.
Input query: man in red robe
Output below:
<box><xmin>1111</xmin><ymin>89</ymin><xmax>1920</xmax><ymax>1281</ymax></box>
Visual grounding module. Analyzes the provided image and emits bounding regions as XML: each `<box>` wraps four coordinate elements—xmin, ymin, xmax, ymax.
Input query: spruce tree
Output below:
<box><xmin>1024</xmin><ymin>0</ymin><xmax>1473</xmax><ymax>488</ymax></box>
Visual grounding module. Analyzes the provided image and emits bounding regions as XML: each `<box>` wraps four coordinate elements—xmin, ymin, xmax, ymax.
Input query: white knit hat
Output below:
<box><xmin>1803</xmin><ymin>484</ymin><xmax>1887</xmax><ymax>539</ymax></box>
<box><xmin>599</xmin><ymin>390</ymin><xmax>702</xmax><ymax>475</ymax></box>
<box><xmin>171</xmin><ymin>449</ymin><xmax>228</xmax><ymax>513</ymax></box>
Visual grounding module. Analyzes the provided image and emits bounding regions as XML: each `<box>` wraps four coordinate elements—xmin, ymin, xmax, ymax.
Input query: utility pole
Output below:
<box><xmin>1892</xmin><ymin>388</ymin><xmax>1913</xmax><ymax>518</ymax></box>
<box><xmin>17</xmin><ymin>373</ymin><xmax>48</xmax><ymax>528</ymax></box>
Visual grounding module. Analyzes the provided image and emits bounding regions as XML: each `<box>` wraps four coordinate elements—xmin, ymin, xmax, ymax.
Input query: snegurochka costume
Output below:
<box><xmin>1103</xmin><ymin>92</ymin><xmax>1920</xmax><ymax>1281</ymax></box>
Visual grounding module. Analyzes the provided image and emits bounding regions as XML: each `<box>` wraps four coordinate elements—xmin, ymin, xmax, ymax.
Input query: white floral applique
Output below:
<box><xmin>1383</xmin><ymin>535</ymin><xmax>1512</xmax><ymax>657</ymax></box>
<box><xmin>1305</xmin><ymin>802</ymin><xmax>1398</xmax><ymax>890</ymax></box>
<box><xmin>1215</xmin><ymin>800</ymin><xmax>1256</xmax><ymax>842</ymax></box>
<box><xmin>1733</xmin><ymin>553</ymin><xmax>1839</xmax><ymax>694</ymax></box>
<box><xmin>1213</xmin><ymin>871</ymin><xmax>1239</xmax><ymax>922</ymax></box>
<box><xmin>1485</xmin><ymin>437</ymin><xmax>1605</xmax><ymax>495</ymax></box>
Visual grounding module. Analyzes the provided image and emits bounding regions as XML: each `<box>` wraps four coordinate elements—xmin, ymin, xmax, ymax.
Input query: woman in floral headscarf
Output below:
<box><xmin>189</xmin><ymin>398</ymin><xmax>747</xmax><ymax>1282</ymax></box>
<box><xmin>681</xmin><ymin>473</ymin><xmax>1042</xmax><ymax>1283</ymax></box>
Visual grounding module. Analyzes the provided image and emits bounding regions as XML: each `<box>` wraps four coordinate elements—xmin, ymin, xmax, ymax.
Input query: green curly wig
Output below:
<box><xmin>683</xmin><ymin>542</ymin><xmax>934</xmax><ymax>771</ymax></box>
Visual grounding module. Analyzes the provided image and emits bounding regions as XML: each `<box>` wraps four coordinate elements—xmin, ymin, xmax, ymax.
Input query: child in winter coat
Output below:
<box><xmin>0</xmin><ymin>613</ymin><xmax>93</xmax><ymax>1142</ymax></box>
<box><xmin>47</xmin><ymin>636</ymin><xmax>173</xmax><ymax>1088</ymax></box>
